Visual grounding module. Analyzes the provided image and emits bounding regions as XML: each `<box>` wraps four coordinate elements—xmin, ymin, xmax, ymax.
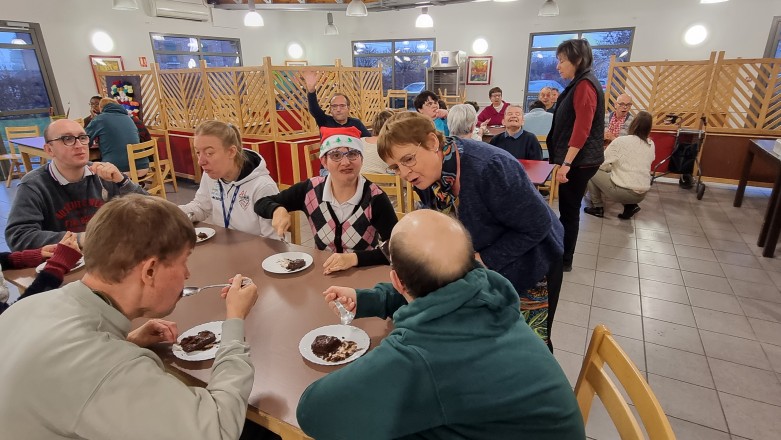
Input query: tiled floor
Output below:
<box><xmin>2</xmin><ymin>177</ymin><xmax>781</xmax><ymax>439</ymax></box>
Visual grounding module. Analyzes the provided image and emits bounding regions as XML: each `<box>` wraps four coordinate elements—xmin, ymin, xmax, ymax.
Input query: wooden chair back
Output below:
<box><xmin>438</xmin><ymin>88</ymin><xmax>465</xmax><ymax>108</ymax></box>
<box><xmin>363</xmin><ymin>172</ymin><xmax>403</xmax><ymax>211</ymax></box>
<box><xmin>148</xmin><ymin>128</ymin><xmax>178</xmax><ymax>192</ymax></box>
<box><xmin>403</xmin><ymin>179</ymin><xmax>420</xmax><ymax>213</ymax></box>
<box><xmin>289</xmin><ymin>141</ymin><xmax>322</xmax><ymax>183</ymax></box>
<box><xmin>385</xmin><ymin>90</ymin><xmax>408</xmax><ymax>109</ymax></box>
<box><xmin>126</xmin><ymin>140</ymin><xmax>166</xmax><ymax>199</ymax></box>
<box><xmin>277</xmin><ymin>183</ymin><xmax>303</xmax><ymax>245</ymax></box>
<box><xmin>3</xmin><ymin>126</ymin><xmax>41</xmax><ymax>187</ymax></box>
<box><xmin>575</xmin><ymin>325</ymin><xmax>675</xmax><ymax>440</ymax></box>
<box><xmin>74</xmin><ymin>118</ymin><xmax>84</xmax><ymax>127</ymax></box>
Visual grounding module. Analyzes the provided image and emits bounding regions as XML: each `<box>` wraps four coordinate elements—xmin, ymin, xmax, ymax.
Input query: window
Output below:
<box><xmin>150</xmin><ymin>33</ymin><xmax>242</xmax><ymax>70</ymax></box>
<box><xmin>765</xmin><ymin>16</ymin><xmax>781</xmax><ymax>58</ymax></box>
<box><xmin>524</xmin><ymin>28</ymin><xmax>634</xmax><ymax>110</ymax></box>
<box><xmin>352</xmin><ymin>39</ymin><xmax>435</xmax><ymax>93</ymax></box>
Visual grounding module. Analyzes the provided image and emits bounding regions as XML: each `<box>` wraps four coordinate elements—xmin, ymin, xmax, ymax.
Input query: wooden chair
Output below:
<box><xmin>438</xmin><ymin>88</ymin><xmax>465</xmax><ymax>108</ymax></box>
<box><xmin>403</xmin><ymin>179</ymin><xmax>420</xmax><ymax>213</ymax></box>
<box><xmin>127</xmin><ymin>140</ymin><xmax>166</xmax><ymax>199</ymax></box>
<box><xmin>148</xmin><ymin>128</ymin><xmax>178</xmax><ymax>193</ymax></box>
<box><xmin>363</xmin><ymin>172</ymin><xmax>403</xmax><ymax>211</ymax></box>
<box><xmin>288</xmin><ymin>141</ymin><xmax>322</xmax><ymax>183</ymax></box>
<box><xmin>3</xmin><ymin>126</ymin><xmax>40</xmax><ymax>187</ymax></box>
<box><xmin>575</xmin><ymin>325</ymin><xmax>675</xmax><ymax>440</ymax></box>
<box><xmin>385</xmin><ymin>90</ymin><xmax>408</xmax><ymax>109</ymax></box>
<box><xmin>74</xmin><ymin>118</ymin><xmax>84</xmax><ymax>127</ymax></box>
<box><xmin>278</xmin><ymin>183</ymin><xmax>303</xmax><ymax>245</ymax></box>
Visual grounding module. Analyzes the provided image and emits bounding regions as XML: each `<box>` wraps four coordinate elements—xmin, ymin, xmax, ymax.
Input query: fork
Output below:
<box><xmin>332</xmin><ymin>300</ymin><xmax>355</xmax><ymax>325</ymax></box>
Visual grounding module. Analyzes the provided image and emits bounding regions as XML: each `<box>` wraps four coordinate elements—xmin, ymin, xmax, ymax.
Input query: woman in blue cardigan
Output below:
<box><xmin>377</xmin><ymin>111</ymin><xmax>564</xmax><ymax>350</ymax></box>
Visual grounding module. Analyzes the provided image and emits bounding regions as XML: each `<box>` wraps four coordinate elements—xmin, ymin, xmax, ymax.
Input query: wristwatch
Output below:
<box><xmin>562</xmin><ymin>161</ymin><xmax>573</xmax><ymax>167</ymax></box>
<box><xmin>118</xmin><ymin>175</ymin><xmax>130</xmax><ymax>186</ymax></box>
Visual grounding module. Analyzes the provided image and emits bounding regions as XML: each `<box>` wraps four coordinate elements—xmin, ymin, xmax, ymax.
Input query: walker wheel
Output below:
<box><xmin>697</xmin><ymin>184</ymin><xmax>706</xmax><ymax>200</ymax></box>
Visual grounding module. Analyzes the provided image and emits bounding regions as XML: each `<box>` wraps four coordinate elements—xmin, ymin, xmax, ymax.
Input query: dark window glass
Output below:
<box><xmin>155</xmin><ymin>54</ymin><xmax>198</xmax><ymax>70</ymax></box>
<box><xmin>394</xmin><ymin>55</ymin><xmax>429</xmax><ymax>90</ymax></box>
<box><xmin>353</xmin><ymin>39</ymin><xmax>434</xmax><ymax>95</ymax></box>
<box><xmin>354</xmin><ymin>56</ymin><xmax>393</xmax><ymax>91</ymax></box>
<box><xmin>201</xmin><ymin>39</ymin><xmax>239</xmax><ymax>54</ymax></box>
<box><xmin>582</xmin><ymin>30</ymin><xmax>633</xmax><ymax>46</ymax></box>
<box><xmin>531</xmin><ymin>33</ymin><xmax>578</xmax><ymax>48</ymax></box>
<box><xmin>0</xmin><ymin>48</ymin><xmax>51</xmax><ymax>111</ymax></box>
<box><xmin>353</xmin><ymin>41</ymin><xmax>392</xmax><ymax>55</ymax></box>
<box><xmin>204</xmin><ymin>55</ymin><xmax>241</xmax><ymax>68</ymax></box>
<box><xmin>152</xmin><ymin>35</ymin><xmax>196</xmax><ymax>52</ymax></box>
<box><xmin>0</xmin><ymin>32</ymin><xmax>33</xmax><ymax>45</ymax></box>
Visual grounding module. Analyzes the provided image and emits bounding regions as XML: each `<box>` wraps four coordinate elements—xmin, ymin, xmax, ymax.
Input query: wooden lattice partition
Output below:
<box><xmin>94</xmin><ymin>69</ymin><xmax>164</xmax><ymax>129</ymax></box>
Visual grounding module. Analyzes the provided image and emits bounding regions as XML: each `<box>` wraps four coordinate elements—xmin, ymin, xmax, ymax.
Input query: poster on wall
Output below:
<box><xmin>466</xmin><ymin>56</ymin><xmax>492</xmax><ymax>85</ymax></box>
<box><xmin>89</xmin><ymin>55</ymin><xmax>125</xmax><ymax>94</ymax></box>
<box><xmin>104</xmin><ymin>75</ymin><xmax>143</xmax><ymax>118</ymax></box>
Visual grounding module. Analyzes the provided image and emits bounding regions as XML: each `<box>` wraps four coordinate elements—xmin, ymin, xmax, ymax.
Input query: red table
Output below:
<box><xmin>519</xmin><ymin>159</ymin><xmax>556</xmax><ymax>185</ymax></box>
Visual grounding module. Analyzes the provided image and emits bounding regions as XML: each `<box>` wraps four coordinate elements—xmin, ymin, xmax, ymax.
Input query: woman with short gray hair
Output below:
<box><xmin>446</xmin><ymin>104</ymin><xmax>482</xmax><ymax>141</ymax></box>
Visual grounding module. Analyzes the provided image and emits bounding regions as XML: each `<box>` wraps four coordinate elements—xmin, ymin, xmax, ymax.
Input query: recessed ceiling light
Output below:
<box><xmin>684</xmin><ymin>24</ymin><xmax>708</xmax><ymax>46</ymax></box>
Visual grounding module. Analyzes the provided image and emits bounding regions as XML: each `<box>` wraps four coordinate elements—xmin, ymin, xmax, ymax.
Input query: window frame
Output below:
<box><xmin>351</xmin><ymin>38</ymin><xmax>436</xmax><ymax>91</ymax></box>
<box><xmin>524</xmin><ymin>27</ymin><xmax>635</xmax><ymax>110</ymax></box>
<box><xmin>149</xmin><ymin>32</ymin><xmax>243</xmax><ymax>69</ymax></box>
<box><xmin>764</xmin><ymin>16</ymin><xmax>781</xmax><ymax>58</ymax></box>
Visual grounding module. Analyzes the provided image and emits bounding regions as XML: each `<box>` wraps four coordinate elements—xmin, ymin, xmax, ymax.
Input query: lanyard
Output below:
<box><xmin>218</xmin><ymin>181</ymin><xmax>241</xmax><ymax>229</ymax></box>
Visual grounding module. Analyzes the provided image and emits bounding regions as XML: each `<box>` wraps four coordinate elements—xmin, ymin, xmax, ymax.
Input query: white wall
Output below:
<box><xmin>4</xmin><ymin>0</ymin><xmax>780</xmax><ymax>117</ymax></box>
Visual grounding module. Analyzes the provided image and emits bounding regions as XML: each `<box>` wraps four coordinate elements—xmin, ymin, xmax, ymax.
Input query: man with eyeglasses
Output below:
<box><xmin>5</xmin><ymin>119</ymin><xmax>146</xmax><ymax>251</ymax></box>
<box><xmin>301</xmin><ymin>71</ymin><xmax>371</xmax><ymax>137</ymax></box>
<box><xmin>83</xmin><ymin>96</ymin><xmax>101</xmax><ymax>127</ymax></box>
<box><xmin>299</xmin><ymin>209</ymin><xmax>584</xmax><ymax>440</ymax></box>
<box><xmin>604</xmin><ymin>94</ymin><xmax>635</xmax><ymax>145</ymax></box>
<box><xmin>477</xmin><ymin>86</ymin><xmax>509</xmax><ymax>127</ymax></box>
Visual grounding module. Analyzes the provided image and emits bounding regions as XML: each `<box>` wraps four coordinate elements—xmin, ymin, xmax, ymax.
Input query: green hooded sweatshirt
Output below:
<box><xmin>297</xmin><ymin>268</ymin><xmax>585</xmax><ymax>440</ymax></box>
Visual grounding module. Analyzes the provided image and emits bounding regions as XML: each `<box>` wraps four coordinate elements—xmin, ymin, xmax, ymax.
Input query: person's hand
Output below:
<box><xmin>302</xmin><ymin>70</ymin><xmax>318</xmax><ymax>93</ymax></box>
<box><xmin>322</xmin><ymin>252</ymin><xmax>359</xmax><ymax>275</ymax></box>
<box><xmin>42</xmin><ymin>232</ymin><xmax>78</xmax><ymax>259</ymax></box>
<box><xmin>480</xmin><ymin>120</ymin><xmax>489</xmax><ymax>130</ymax></box>
<box><xmin>557</xmin><ymin>165</ymin><xmax>570</xmax><ymax>183</ymax></box>
<box><xmin>222</xmin><ymin>274</ymin><xmax>258</xmax><ymax>320</ymax></box>
<box><xmin>322</xmin><ymin>286</ymin><xmax>357</xmax><ymax>316</ymax></box>
<box><xmin>89</xmin><ymin>162</ymin><xmax>125</xmax><ymax>183</ymax></box>
<box><xmin>435</xmin><ymin>108</ymin><xmax>448</xmax><ymax>119</ymax></box>
<box><xmin>604</xmin><ymin>130</ymin><xmax>616</xmax><ymax>141</ymax></box>
<box><xmin>127</xmin><ymin>319</ymin><xmax>178</xmax><ymax>348</ymax></box>
<box><xmin>41</xmin><ymin>244</ymin><xmax>56</xmax><ymax>259</ymax></box>
<box><xmin>271</xmin><ymin>207</ymin><xmax>291</xmax><ymax>238</ymax></box>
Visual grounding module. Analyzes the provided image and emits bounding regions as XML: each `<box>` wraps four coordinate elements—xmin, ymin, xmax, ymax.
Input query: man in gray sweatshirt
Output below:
<box><xmin>5</xmin><ymin>118</ymin><xmax>146</xmax><ymax>251</ymax></box>
<box><xmin>0</xmin><ymin>195</ymin><xmax>259</xmax><ymax>440</ymax></box>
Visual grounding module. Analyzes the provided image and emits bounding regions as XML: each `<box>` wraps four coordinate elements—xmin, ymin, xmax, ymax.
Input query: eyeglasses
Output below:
<box><xmin>385</xmin><ymin>143</ymin><xmax>421</xmax><ymax>175</ymax></box>
<box><xmin>330</xmin><ymin>104</ymin><xmax>348</xmax><ymax>109</ymax></box>
<box><xmin>490</xmin><ymin>94</ymin><xmax>502</xmax><ymax>98</ymax></box>
<box><xmin>89</xmin><ymin>102</ymin><xmax>100</xmax><ymax>107</ymax></box>
<box><xmin>616</xmin><ymin>102</ymin><xmax>632</xmax><ymax>108</ymax></box>
<box><xmin>326</xmin><ymin>149</ymin><xmax>362</xmax><ymax>162</ymax></box>
<box><xmin>423</xmin><ymin>101</ymin><xmax>439</xmax><ymax>108</ymax></box>
<box><xmin>46</xmin><ymin>134</ymin><xmax>90</xmax><ymax>146</ymax></box>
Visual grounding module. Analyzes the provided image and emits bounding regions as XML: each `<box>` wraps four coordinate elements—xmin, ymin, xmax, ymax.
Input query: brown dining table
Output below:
<box><xmin>4</xmin><ymin>225</ymin><xmax>393</xmax><ymax>440</ymax></box>
<box><xmin>481</xmin><ymin>125</ymin><xmax>506</xmax><ymax>143</ymax></box>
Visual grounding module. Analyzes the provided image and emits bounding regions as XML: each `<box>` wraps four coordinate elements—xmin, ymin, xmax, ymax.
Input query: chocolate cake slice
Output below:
<box><xmin>283</xmin><ymin>258</ymin><xmax>306</xmax><ymax>271</ymax></box>
<box><xmin>180</xmin><ymin>330</ymin><xmax>217</xmax><ymax>353</ymax></box>
<box><xmin>197</xmin><ymin>232</ymin><xmax>208</xmax><ymax>240</ymax></box>
<box><xmin>311</xmin><ymin>335</ymin><xmax>341</xmax><ymax>358</ymax></box>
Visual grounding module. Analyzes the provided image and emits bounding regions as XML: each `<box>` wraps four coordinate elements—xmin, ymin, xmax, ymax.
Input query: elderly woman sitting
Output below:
<box><xmin>254</xmin><ymin>127</ymin><xmax>397</xmax><ymax>274</ymax></box>
<box><xmin>584</xmin><ymin>111</ymin><xmax>655</xmax><ymax>220</ymax></box>
<box><xmin>446</xmin><ymin>104</ymin><xmax>483</xmax><ymax>141</ymax></box>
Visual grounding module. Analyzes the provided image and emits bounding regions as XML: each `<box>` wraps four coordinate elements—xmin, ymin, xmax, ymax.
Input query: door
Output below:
<box><xmin>0</xmin><ymin>20</ymin><xmax>62</xmax><ymax>177</ymax></box>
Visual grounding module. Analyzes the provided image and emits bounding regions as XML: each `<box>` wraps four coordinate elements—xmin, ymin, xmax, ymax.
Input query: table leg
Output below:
<box><xmin>761</xmin><ymin>168</ymin><xmax>781</xmax><ymax>257</ymax></box>
<box><xmin>734</xmin><ymin>149</ymin><xmax>754</xmax><ymax>207</ymax></box>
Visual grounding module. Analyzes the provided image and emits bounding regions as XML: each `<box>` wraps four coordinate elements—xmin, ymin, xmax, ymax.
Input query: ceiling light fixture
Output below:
<box><xmin>325</xmin><ymin>12</ymin><xmax>339</xmax><ymax>36</ymax></box>
<box><xmin>472</xmin><ymin>38</ymin><xmax>488</xmax><ymax>55</ymax></box>
<box><xmin>244</xmin><ymin>0</ymin><xmax>264</xmax><ymax>27</ymax></box>
<box><xmin>538</xmin><ymin>0</ymin><xmax>559</xmax><ymax>17</ymax></box>
<box><xmin>415</xmin><ymin>7</ymin><xmax>433</xmax><ymax>28</ymax></box>
<box><xmin>346</xmin><ymin>0</ymin><xmax>368</xmax><ymax>17</ymax></box>
<box><xmin>112</xmin><ymin>0</ymin><xmax>139</xmax><ymax>11</ymax></box>
<box><xmin>684</xmin><ymin>24</ymin><xmax>708</xmax><ymax>46</ymax></box>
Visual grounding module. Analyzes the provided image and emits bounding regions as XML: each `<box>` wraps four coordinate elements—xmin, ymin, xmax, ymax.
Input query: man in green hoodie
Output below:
<box><xmin>297</xmin><ymin>210</ymin><xmax>584</xmax><ymax>440</ymax></box>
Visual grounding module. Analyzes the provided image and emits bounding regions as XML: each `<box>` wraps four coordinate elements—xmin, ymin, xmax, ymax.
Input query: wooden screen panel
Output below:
<box><xmin>360</xmin><ymin>69</ymin><xmax>384</xmax><ymax>127</ymax></box>
<box><xmin>94</xmin><ymin>70</ymin><xmax>164</xmax><ymax>129</ymax></box>
<box><xmin>240</xmin><ymin>69</ymin><xmax>274</xmax><ymax>137</ymax></box>
<box><xmin>157</xmin><ymin>66</ymin><xmax>209</xmax><ymax>130</ymax></box>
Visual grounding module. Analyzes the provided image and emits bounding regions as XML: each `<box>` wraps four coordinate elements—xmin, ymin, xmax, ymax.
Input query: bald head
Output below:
<box><xmin>44</xmin><ymin>119</ymin><xmax>85</xmax><ymax>143</ymax></box>
<box><xmin>390</xmin><ymin>210</ymin><xmax>475</xmax><ymax>298</ymax></box>
<box><xmin>615</xmin><ymin>94</ymin><xmax>633</xmax><ymax>117</ymax></box>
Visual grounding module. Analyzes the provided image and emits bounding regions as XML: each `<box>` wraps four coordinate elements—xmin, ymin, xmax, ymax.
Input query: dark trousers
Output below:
<box><xmin>558</xmin><ymin>166</ymin><xmax>599</xmax><ymax>263</ymax></box>
<box><xmin>546</xmin><ymin>257</ymin><xmax>564</xmax><ymax>352</ymax></box>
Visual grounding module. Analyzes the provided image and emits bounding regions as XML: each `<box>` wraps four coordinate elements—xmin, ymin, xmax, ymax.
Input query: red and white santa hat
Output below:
<box><xmin>319</xmin><ymin>126</ymin><xmax>364</xmax><ymax>158</ymax></box>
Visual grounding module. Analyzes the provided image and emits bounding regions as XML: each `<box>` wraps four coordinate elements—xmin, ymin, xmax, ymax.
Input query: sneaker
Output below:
<box><xmin>583</xmin><ymin>206</ymin><xmax>604</xmax><ymax>218</ymax></box>
<box><xmin>618</xmin><ymin>204</ymin><xmax>641</xmax><ymax>220</ymax></box>
<box><xmin>563</xmin><ymin>263</ymin><xmax>572</xmax><ymax>272</ymax></box>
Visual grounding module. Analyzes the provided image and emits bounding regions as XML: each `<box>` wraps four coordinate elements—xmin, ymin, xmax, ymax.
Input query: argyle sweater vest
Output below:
<box><xmin>304</xmin><ymin>177</ymin><xmax>384</xmax><ymax>253</ymax></box>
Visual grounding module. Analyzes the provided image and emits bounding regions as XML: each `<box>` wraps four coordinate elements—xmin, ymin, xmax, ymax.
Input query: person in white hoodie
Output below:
<box><xmin>180</xmin><ymin>120</ymin><xmax>280</xmax><ymax>238</ymax></box>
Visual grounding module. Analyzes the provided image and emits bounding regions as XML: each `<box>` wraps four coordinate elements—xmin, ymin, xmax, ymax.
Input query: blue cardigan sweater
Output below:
<box><xmin>429</xmin><ymin>137</ymin><xmax>563</xmax><ymax>293</ymax></box>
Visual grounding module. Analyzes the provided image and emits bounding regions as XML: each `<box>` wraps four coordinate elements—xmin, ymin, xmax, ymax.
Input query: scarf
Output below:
<box><xmin>431</xmin><ymin>137</ymin><xmax>462</xmax><ymax>216</ymax></box>
<box><xmin>608</xmin><ymin>112</ymin><xmax>626</xmax><ymax>137</ymax></box>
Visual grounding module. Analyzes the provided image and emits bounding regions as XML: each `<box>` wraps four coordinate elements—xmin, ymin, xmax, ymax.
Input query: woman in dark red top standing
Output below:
<box><xmin>547</xmin><ymin>39</ymin><xmax>605</xmax><ymax>271</ymax></box>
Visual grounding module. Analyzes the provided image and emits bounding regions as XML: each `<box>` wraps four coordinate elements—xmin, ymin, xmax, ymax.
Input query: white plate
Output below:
<box><xmin>261</xmin><ymin>251</ymin><xmax>313</xmax><ymax>274</ymax></box>
<box><xmin>173</xmin><ymin>321</ymin><xmax>223</xmax><ymax>362</ymax></box>
<box><xmin>36</xmin><ymin>257</ymin><xmax>85</xmax><ymax>274</ymax></box>
<box><xmin>298</xmin><ymin>324</ymin><xmax>370</xmax><ymax>366</ymax></box>
<box><xmin>195</xmin><ymin>227</ymin><xmax>216</xmax><ymax>243</ymax></box>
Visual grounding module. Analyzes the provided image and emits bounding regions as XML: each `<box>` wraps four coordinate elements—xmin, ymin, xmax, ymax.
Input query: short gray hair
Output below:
<box><xmin>446</xmin><ymin>104</ymin><xmax>477</xmax><ymax>137</ymax></box>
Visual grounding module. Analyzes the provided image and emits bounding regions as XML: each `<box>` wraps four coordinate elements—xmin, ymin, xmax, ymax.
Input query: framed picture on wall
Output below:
<box><xmin>89</xmin><ymin>55</ymin><xmax>125</xmax><ymax>93</ymax></box>
<box><xmin>466</xmin><ymin>56</ymin><xmax>492</xmax><ymax>85</ymax></box>
<box><xmin>285</xmin><ymin>60</ymin><xmax>308</xmax><ymax>66</ymax></box>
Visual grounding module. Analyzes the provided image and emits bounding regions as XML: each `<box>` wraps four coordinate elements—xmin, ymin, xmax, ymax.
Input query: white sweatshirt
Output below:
<box><xmin>180</xmin><ymin>150</ymin><xmax>280</xmax><ymax>238</ymax></box>
<box><xmin>601</xmin><ymin>135</ymin><xmax>656</xmax><ymax>193</ymax></box>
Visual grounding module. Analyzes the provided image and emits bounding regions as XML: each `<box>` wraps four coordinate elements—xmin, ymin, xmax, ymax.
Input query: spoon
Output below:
<box><xmin>332</xmin><ymin>300</ymin><xmax>355</xmax><ymax>325</ymax></box>
<box><xmin>181</xmin><ymin>277</ymin><xmax>253</xmax><ymax>297</ymax></box>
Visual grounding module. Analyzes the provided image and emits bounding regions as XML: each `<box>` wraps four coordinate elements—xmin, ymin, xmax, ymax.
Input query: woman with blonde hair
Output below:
<box><xmin>179</xmin><ymin>120</ymin><xmax>279</xmax><ymax>238</ymax></box>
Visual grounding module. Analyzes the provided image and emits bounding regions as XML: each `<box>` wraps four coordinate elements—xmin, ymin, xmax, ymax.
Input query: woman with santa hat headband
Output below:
<box><xmin>255</xmin><ymin>126</ymin><xmax>397</xmax><ymax>275</ymax></box>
